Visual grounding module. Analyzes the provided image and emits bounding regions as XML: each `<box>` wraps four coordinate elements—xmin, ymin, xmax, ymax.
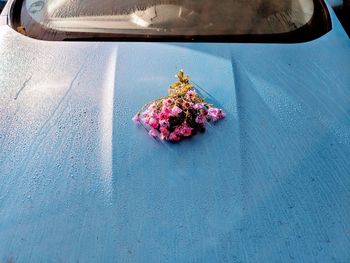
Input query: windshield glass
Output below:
<box><xmin>18</xmin><ymin>0</ymin><xmax>330</xmax><ymax>41</ymax></box>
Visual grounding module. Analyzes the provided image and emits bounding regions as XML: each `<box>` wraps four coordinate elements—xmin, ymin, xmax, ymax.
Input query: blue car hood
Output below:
<box><xmin>0</xmin><ymin>18</ymin><xmax>350</xmax><ymax>262</ymax></box>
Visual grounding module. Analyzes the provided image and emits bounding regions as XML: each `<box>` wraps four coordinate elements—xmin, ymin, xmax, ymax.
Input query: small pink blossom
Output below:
<box><xmin>144</xmin><ymin>109</ymin><xmax>158</xmax><ymax>119</ymax></box>
<box><xmin>148</xmin><ymin>103</ymin><xmax>157</xmax><ymax>110</ymax></box>
<box><xmin>159</xmin><ymin>119</ymin><xmax>169</xmax><ymax>127</ymax></box>
<box><xmin>148</xmin><ymin>128</ymin><xmax>159</xmax><ymax>137</ymax></box>
<box><xmin>195</xmin><ymin>114</ymin><xmax>206</xmax><ymax>124</ymax></box>
<box><xmin>175</xmin><ymin>124</ymin><xmax>193</xmax><ymax>137</ymax></box>
<box><xmin>182</xmin><ymin>101</ymin><xmax>193</xmax><ymax>109</ymax></box>
<box><xmin>201</xmin><ymin>109</ymin><xmax>208</xmax><ymax>116</ymax></box>
<box><xmin>142</xmin><ymin>110</ymin><xmax>150</xmax><ymax>118</ymax></box>
<box><xmin>164</xmin><ymin>98</ymin><xmax>174</xmax><ymax>107</ymax></box>
<box><xmin>148</xmin><ymin>118</ymin><xmax>159</xmax><ymax>128</ymax></box>
<box><xmin>142</xmin><ymin>116</ymin><xmax>150</xmax><ymax>124</ymax></box>
<box><xmin>208</xmin><ymin>108</ymin><xmax>225</xmax><ymax>122</ymax></box>
<box><xmin>149</xmin><ymin>110</ymin><xmax>159</xmax><ymax>119</ymax></box>
<box><xmin>169</xmin><ymin>132</ymin><xmax>181</xmax><ymax>142</ymax></box>
<box><xmin>208</xmin><ymin>107</ymin><xmax>219</xmax><ymax>116</ymax></box>
<box><xmin>181</xmin><ymin>125</ymin><xmax>193</xmax><ymax>137</ymax></box>
<box><xmin>185</xmin><ymin>90</ymin><xmax>197</xmax><ymax>100</ymax></box>
<box><xmin>171</xmin><ymin>106</ymin><xmax>182</xmax><ymax>116</ymax></box>
<box><xmin>159</xmin><ymin>127</ymin><xmax>170</xmax><ymax>139</ymax></box>
<box><xmin>159</xmin><ymin>111</ymin><xmax>169</xmax><ymax>120</ymax></box>
<box><xmin>161</xmin><ymin>106</ymin><xmax>172</xmax><ymax>115</ymax></box>
<box><xmin>132</xmin><ymin>114</ymin><xmax>141</xmax><ymax>123</ymax></box>
<box><xmin>217</xmin><ymin>111</ymin><xmax>225</xmax><ymax>119</ymax></box>
<box><xmin>159</xmin><ymin>106</ymin><xmax>171</xmax><ymax>120</ymax></box>
<box><xmin>193</xmin><ymin>103</ymin><xmax>205</xmax><ymax>110</ymax></box>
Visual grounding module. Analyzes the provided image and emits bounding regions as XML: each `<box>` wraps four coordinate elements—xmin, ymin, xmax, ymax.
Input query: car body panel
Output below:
<box><xmin>0</xmin><ymin>1</ymin><xmax>349</xmax><ymax>262</ymax></box>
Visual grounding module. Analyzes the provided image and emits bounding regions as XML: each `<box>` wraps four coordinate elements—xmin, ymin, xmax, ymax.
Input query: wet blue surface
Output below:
<box><xmin>328</xmin><ymin>0</ymin><xmax>343</xmax><ymax>7</ymax></box>
<box><xmin>0</xmin><ymin>3</ymin><xmax>350</xmax><ymax>263</ymax></box>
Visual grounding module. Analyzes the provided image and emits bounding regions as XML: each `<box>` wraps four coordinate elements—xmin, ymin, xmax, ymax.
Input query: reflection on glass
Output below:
<box><xmin>23</xmin><ymin>0</ymin><xmax>314</xmax><ymax>35</ymax></box>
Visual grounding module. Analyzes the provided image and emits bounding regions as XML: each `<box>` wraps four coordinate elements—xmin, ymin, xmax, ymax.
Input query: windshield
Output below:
<box><xmin>17</xmin><ymin>0</ymin><xmax>330</xmax><ymax>42</ymax></box>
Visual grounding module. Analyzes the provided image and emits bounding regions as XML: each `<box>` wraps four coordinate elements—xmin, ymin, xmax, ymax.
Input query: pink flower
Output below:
<box><xmin>175</xmin><ymin>124</ymin><xmax>193</xmax><ymax>137</ymax></box>
<box><xmin>148</xmin><ymin>128</ymin><xmax>159</xmax><ymax>137</ymax></box>
<box><xmin>171</xmin><ymin>106</ymin><xmax>182</xmax><ymax>116</ymax></box>
<box><xmin>185</xmin><ymin>90</ymin><xmax>197</xmax><ymax>100</ymax></box>
<box><xmin>132</xmin><ymin>114</ymin><xmax>141</xmax><ymax>123</ymax></box>
<box><xmin>217</xmin><ymin>111</ymin><xmax>225</xmax><ymax>119</ymax></box>
<box><xmin>181</xmin><ymin>125</ymin><xmax>193</xmax><ymax>137</ymax></box>
<box><xmin>193</xmin><ymin>103</ymin><xmax>204</xmax><ymax>109</ymax></box>
<box><xmin>169</xmin><ymin>132</ymin><xmax>181</xmax><ymax>142</ymax></box>
<box><xmin>161</xmin><ymin>106</ymin><xmax>172</xmax><ymax>115</ymax></box>
<box><xmin>150</xmin><ymin>110</ymin><xmax>159</xmax><ymax>119</ymax></box>
<box><xmin>142</xmin><ymin>109</ymin><xmax>150</xmax><ymax>118</ymax></box>
<box><xmin>208</xmin><ymin>107</ymin><xmax>219</xmax><ymax>116</ymax></box>
<box><xmin>164</xmin><ymin>98</ymin><xmax>174</xmax><ymax>107</ymax></box>
<box><xmin>159</xmin><ymin>119</ymin><xmax>169</xmax><ymax>127</ymax></box>
<box><xmin>195</xmin><ymin>114</ymin><xmax>206</xmax><ymax>124</ymax></box>
<box><xmin>148</xmin><ymin>118</ymin><xmax>159</xmax><ymax>128</ymax></box>
<box><xmin>208</xmin><ymin>108</ymin><xmax>225</xmax><ymax>122</ymax></box>
<box><xmin>199</xmin><ymin>108</ymin><xmax>208</xmax><ymax>116</ymax></box>
<box><xmin>159</xmin><ymin>111</ymin><xmax>169</xmax><ymax>120</ymax></box>
<box><xmin>142</xmin><ymin>116</ymin><xmax>150</xmax><ymax>124</ymax></box>
<box><xmin>143</xmin><ymin>109</ymin><xmax>158</xmax><ymax>119</ymax></box>
<box><xmin>148</xmin><ymin>103</ymin><xmax>157</xmax><ymax>110</ymax></box>
<box><xmin>159</xmin><ymin>127</ymin><xmax>170</xmax><ymax>140</ymax></box>
<box><xmin>158</xmin><ymin>106</ymin><xmax>171</xmax><ymax>120</ymax></box>
<box><xmin>182</xmin><ymin>101</ymin><xmax>193</xmax><ymax>109</ymax></box>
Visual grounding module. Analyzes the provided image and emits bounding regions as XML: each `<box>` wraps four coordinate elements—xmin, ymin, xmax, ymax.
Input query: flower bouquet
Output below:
<box><xmin>132</xmin><ymin>70</ymin><xmax>225</xmax><ymax>142</ymax></box>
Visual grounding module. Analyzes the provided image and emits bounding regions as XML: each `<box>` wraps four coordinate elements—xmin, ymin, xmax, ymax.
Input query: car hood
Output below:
<box><xmin>0</xmin><ymin>24</ymin><xmax>350</xmax><ymax>261</ymax></box>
